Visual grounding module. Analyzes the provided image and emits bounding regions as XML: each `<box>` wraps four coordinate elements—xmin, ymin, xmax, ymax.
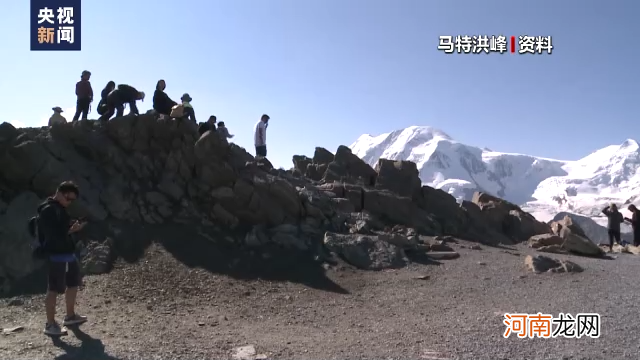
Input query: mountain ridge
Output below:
<box><xmin>350</xmin><ymin>125</ymin><xmax>640</xmax><ymax>232</ymax></box>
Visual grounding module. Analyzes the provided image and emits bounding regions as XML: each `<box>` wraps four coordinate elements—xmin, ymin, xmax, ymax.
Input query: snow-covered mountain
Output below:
<box><xmin>350</xmin><ymin>126</ymin><xmax>640</xmax><ymax>232</ymax></box>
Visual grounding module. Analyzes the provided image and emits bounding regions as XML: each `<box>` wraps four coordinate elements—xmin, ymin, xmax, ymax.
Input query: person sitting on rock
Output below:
<box><xmin>153</xmin><ymin>80</ymin><xmax>177</xmax><ymax>117</ymax></box>
<box><xmin>217</xmin><ymin>121</ymin><xmax>234</xmax><ymax>140</ymax></box>
<box><xmin>180</xmin><ymin>93</ymin><xmax>196</xmax><ymax>123</ymax></box>
<box><xmin>96</xmin><ymin>81</ymin><xmax>115</xmax><ymax>117</ymax></box>
<box><xmin>198</xmin><ymin>115</ymin><xmax>217</xmax><ymax>136</ymax></box>
<box><xmin>625</xmin><ymin>204</ymin><xmax>640</xmax><ymax>246</ymax></box>
<box><xmin>603</xmin><ymin>203</ymin><xmax>624</xmax><ymax>251</ymax></box>
<box><xmin>99</xmin><ymin>84</ymin><xmax>145</xmax><ymax>122</ymax></box>
<box><xmin>48</xmin><ymin>107</ymin><xmax>67</xmax><ymax>126</ymax></box>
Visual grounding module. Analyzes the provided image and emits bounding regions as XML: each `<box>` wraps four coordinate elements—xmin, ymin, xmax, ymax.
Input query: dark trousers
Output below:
<box><xmin>608</xmin><ymin>229</ymin><xmax>621</xmax><ymax>248</ymax></box>
<box><xmin>100</xmin><ymin>102</ymin><xmax>124</xmax><ymax>122</ymax></box>
<box><xmin>47</xmin><ymin>260</ymin><xmax>81</xmax><ymax>294</ymax></box>
<box><xmin>72</xmin><ymin>98</ymin><xmax>91</xmax><ymax>121</ymax></box>
<box><xmin>255</xmin><ymin>145</ymin><xmax>267</xmax><ymax>157</ymax></box>
<box><xmin>634</xmin><ymin>232</ymin><xmax>640</xmax><ymax>247</ymax></box>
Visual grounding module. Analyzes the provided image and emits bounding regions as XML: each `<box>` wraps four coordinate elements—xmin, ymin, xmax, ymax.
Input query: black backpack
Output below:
<box><xmin>27</xmin><ymin>204</ymin><xmax>59</xmax><ymax>259</ymax></box>
<box><xmin>96</xmin><ymin>99</ymin><xmax>107</xmax><ymax>115</ymax></box>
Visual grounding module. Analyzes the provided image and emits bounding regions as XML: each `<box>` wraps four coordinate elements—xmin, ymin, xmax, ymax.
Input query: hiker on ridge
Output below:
<box><xmin>603</xmin><ymin>203</ymin><xmax>624</xmax><ymax>251</ymax></box>
<box><xmin>625</xmin><ymin>204</ymin><xmax>640</xmax><ymax>246</ymax></box>
<box><xmin>37</xmin><ymin>181</ymin><xmax>88</xmax><ymax>336</ymax></box>
<box><xmin>96</xmin><ymin>81</ymin><xmax>115</xmax><ymax>117</ymax></box>
<box><xmin>217</xmin><ymin>121</ymin><xmax>234</xmax><ymax>140</ymax></box>
<box><xmin>48</xmin><ymin>107</ymin><xmax>67</xmax><ymax>126</ymax></box>
<box><xmin>254</xmin><ymin>114</ymin><xmax>270</xmax><ymax>157</ymax></box>
<box><xmin>198</xmin><ymin>115</ymin><xmax>217</xmax><ymax>136</ymax></box>
<box><xmin>99</xmin><ymin>84</ymin><xmax>145</xmax><ymax>122</ymax></box>
<box><xmin>153</xmin><ymin>79</ymin><xmax>177</xmax><ymax>117</ymax></box>
<box><xmin>72</xmin><ymin>70</ymin><xmax>93</xmax><ymax>122</ymax></box>
<box><xmin>179</xmin><ymin>93</ymin><xmax>196</xmax><ymax>123</ymax></box>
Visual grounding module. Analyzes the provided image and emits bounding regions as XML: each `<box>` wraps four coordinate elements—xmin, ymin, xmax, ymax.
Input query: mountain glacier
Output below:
<box><xmin>350</xmin><ymin>126</ymin><xmax>640</xmax><ymax>232</ymax></box>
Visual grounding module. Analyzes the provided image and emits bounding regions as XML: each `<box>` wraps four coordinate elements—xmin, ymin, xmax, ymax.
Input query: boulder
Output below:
<box><xmin>472</xmin><ymin>192</ymin><xmax>551</xmax><ymax>242</ymax></box>
<box><xmin>525</xmin><ymin>255</ymin><xmax>583</xmax><ymax>274</ymax></box>
<box><xmin>323</xmin><ymin>232</ymin><xmax>407</xmax><ymax>270</ymax></box>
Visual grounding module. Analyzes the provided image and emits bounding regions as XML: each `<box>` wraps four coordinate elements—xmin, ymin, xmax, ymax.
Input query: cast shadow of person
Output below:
<box><xmin>52</xmin><ymin>326</ymin><xmax>122</xmax><ymax>360</ymax></box>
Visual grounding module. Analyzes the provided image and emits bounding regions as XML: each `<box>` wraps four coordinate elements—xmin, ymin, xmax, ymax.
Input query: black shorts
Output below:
<box><xmin>255</xmin><ymin>145</ymin><xmax>267</xmax><ymax>157</ymax></box>
<box><xmin>48</xmin><ymin>260</ymin><xmax>81</xmax><ymax>294</ymax></box>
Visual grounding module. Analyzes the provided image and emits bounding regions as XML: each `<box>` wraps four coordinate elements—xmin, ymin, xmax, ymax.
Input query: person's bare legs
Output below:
<box><xmin>45</xmin><ymin>291</ymin><xmax>57</xmax><ymax>324</ymax></box>
<box><xmin>65</xmin><ymin>287</ymin><xmax>78</xmax><ymax>317</ymax></box>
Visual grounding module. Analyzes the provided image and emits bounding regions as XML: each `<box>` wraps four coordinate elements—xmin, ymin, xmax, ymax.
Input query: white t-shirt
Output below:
<box><xmin>254</xmin><ymin>120</ymin><xmax>267</xmax><ymax>146</ymax></box>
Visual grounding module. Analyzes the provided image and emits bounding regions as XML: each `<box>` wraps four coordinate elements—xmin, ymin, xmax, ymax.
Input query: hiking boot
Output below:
<box><xmin>44</xmin><ymin>322</ymin><xmax>68</xmax><ymax>336</ymax></box>
<box><xmin>63</xmin><ymin>313</ymin><xmax>87</xmax><ymax>326</ymax></box>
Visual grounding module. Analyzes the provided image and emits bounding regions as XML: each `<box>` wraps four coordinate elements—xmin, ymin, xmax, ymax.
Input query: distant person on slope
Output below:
<box><xmin>153</xmin><ymin>80</ymin><xmax>177</xmax><ymax>117</ymax></box>
<box><xmin>72</xmin><ymin>70</ymin><xmax>93</xmax><ymax>122</ymax></box>
<box><xmin>624</xmin><ymin>204</ymin><xmax>640</xmax><ymax>246</ymax></box>
<box><xmin>217</xmin><ymin>121</ymin><xmax>234</xmax><ymax>140</ymax></box>
<box><xmin>48</xmin><ymin>107</ymin><xmax>67</xmax><ymax>126</ymax></box>
<box><xmin>99</xmin><ymin>84</ymin><xmax>145</xmax><ymax>122</ymax></box>
<box><xmin>96</xmin><ymin>81</ymin><xmax>115</xmax><ymax>117</ymax></box>
<box><xmin>254</xmin><ymin>114</ymin><xmax>270</xmax><ymax>157</ymax></box>
<box><xmin>603</xmin><ymin>203</ymin><xmax>624</xmax><ymax>251</ymax></box>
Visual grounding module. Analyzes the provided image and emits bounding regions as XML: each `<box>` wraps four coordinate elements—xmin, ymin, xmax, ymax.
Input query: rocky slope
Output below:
<box><xmin>350</xmin><ymin>126</ymin><xmax>640</xmax><ymax>235</ymax></box>
<box><xmin>0</xmin><ymin>115</ymin><xmax>552</xmax><ymax>294</ymax></box>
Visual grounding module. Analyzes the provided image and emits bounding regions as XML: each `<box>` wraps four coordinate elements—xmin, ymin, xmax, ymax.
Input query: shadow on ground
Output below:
<box><xmin>113</xmin><ymin>222</ymin><xmax>350</xmax><ymax>295</ymax></box>
<box><xmin>52</xmin><ymin>326</ymin><xmax>121</xmax><ymax>360</ymax></box>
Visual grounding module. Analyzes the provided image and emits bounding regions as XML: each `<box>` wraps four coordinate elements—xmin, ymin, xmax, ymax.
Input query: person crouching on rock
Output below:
<box><xmin>625</xmin><ymin>204</ymin><xmax>640</xmax><ymax>246</ymax></box>
<box><xmin>198</xmin><ymin>115</ymin><xmax>217</xmax><ymax>136</ymax></box>
<box><xmin>39</xmin><ymin>181</ymin><xmax>88</xmax><ymax>336</ymax></box>
<box><xmin>99</xmin><ymin>84</ymin><xmax>145</xmax><ymax>122</ymax></box>
<box><xmin>96</xmin><ymin>81</ymin><xmax>115</xmax><ymax>118</ymax></box>
<box><xmin>603</xmin><ymin>203</ymin><xmax>624</xmax><ymax>251</ymax></box>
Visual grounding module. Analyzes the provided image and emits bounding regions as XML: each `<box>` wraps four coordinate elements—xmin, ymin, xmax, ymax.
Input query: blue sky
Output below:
<box><xmin>2</xmin><ymin>0</ymin><xmax>638</xmax><ymax>168</ymax></box>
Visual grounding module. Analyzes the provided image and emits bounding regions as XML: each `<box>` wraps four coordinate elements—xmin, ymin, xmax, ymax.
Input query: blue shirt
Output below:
<box><xmin>50</xmin><ymin>254</ymin><xmax>76</xmax><ymax>262</ymax></box>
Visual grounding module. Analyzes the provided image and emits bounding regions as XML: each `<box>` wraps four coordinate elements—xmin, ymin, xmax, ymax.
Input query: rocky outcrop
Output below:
<box><xmin>0</xmin><ymin>115</ymin><xmax>553</xmax><ymax>293</ymax></box>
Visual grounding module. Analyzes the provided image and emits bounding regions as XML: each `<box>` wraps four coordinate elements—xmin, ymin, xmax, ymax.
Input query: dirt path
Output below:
<box><xmin>2</xmin><ymin>240</ymin><xmax>640</xmax><ymax>360</ymax></box>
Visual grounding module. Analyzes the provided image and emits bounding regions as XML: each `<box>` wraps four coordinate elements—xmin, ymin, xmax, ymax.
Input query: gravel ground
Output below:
<box><xmin>2</xmin><ymin>239</ymin><xmax>640</xmax><ymax>360</ymax></box>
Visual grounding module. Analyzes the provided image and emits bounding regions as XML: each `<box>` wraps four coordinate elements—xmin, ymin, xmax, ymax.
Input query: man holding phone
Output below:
<box><xmin>37</xmin><ymin>181</ymin><xmax>88</xmax><ymax>336</ymax></box>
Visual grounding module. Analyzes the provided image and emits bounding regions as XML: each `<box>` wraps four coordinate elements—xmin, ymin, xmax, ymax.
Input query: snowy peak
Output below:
<box><xmin>350</xmin><ymin>126</ymin><xmax>453</xmax><ymax>166</ymax></box>
<box><xmin>350</xmin><ymin>125</ymin><xmax>640</xmax><ymax>228</ymax></box>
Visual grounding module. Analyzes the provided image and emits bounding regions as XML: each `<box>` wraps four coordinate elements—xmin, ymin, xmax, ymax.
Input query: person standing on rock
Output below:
<box><xmin>624</xmin><ymin>205</ymin><xmax>640</xmax><ymax>246</ymax></box>
<box><xmin>39</xmin><ymin>181</ymin><xmax>88</xmax><ymax>336</ymax></box>
<box><xmin>603</xmin><ymin>203</ymin><xmax>624</xmax><ymax>251</ymax></box>
<box><xmin>99</xmin><ymin>84</ymin><xmax>145</xmax><ymax>122</ymax></box>
<box><xmin>72</xmin><ymin>70</ymin><xmax>93</xmax><ymax>122</ymax></box>
<box><xmin>254</xmin><ymin>114</ymin><xmax>269</xmax><ymax>157</ymax></box>
<box><xmin>48</xmin><ymin>107</ymin><xmax>67</xmax><ymax>126</ymax></box>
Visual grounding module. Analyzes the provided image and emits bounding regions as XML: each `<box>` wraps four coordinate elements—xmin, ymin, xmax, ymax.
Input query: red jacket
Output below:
<box><xmin>76</xmin><ymin>80</ymin><xmax>93</xmax><ymax>100</ymax></box>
